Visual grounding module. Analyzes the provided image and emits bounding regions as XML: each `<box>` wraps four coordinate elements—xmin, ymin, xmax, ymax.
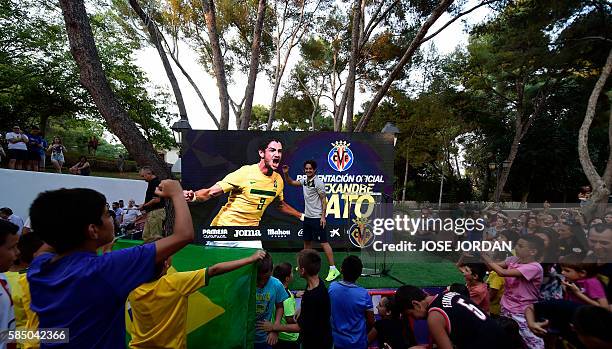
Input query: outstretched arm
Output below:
<box><xmin>184</xmin><ymin>184</ymin><xmax>225</xmax><ymax>202</ymax></box>
<box><xmin>278</xmin><ymin>200</ymin><xmax>303</xmax><ymax>220</ymax></box>
<box><xmin>281</xmin><ymin>165</ymin><xmax>301</xmax><ymax>187</ymax></box>
<box><xmin>208</xmin><ymin>250</ymin><xmax>266</xmax><ymax>278</ymax></box>
<box><xmin>154</xmin><ymin>180</ymin><xmax>194</xmax><ymax>264</ymax></box>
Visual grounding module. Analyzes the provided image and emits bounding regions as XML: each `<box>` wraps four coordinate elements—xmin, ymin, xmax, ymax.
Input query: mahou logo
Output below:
<box><xmin>328</xmin><ymin>141</ymin><xmax>354</xmax><ymax>172</ymax></box>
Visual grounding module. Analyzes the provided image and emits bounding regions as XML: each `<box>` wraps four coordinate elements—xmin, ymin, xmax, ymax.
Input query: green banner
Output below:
<box><xmin>116</xmin><ymin>240</ymin><xmax>257</xmax><ymax>349</ymax></box>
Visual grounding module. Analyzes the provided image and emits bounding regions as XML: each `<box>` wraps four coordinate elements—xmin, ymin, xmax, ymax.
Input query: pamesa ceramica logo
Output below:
<box><xmin>328</xmin><ymin>141</ymin><xmax>354</xmax><ymax>172</ymax></box>
<box><xmin>348</xmin><ymin>217</ymin><xmax>375</xmax><ymax>248</ymax></box>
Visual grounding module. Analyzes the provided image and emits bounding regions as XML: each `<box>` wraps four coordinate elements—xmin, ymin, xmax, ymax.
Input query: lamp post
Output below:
<box><xmin>381</xmin><ymin>122</ymin><xmax>400</xmax><ymax>146</ymax></box>
<box><xmin>381</xmin><ymin>122</ymin><xmax>400</xmax><ymax>201</ymax></box>
<box><xmin>171</xmin><ymin>118</ymin><xmax>191</xmax><ymax>175</ymax></box>
<box><xmin>171</xmin><ymin>118</ymin><xmax>192</xmax><ymax>157</ymax></box>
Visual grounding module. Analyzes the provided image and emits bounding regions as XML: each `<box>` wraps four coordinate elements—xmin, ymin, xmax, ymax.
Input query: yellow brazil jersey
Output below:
<box><xmin>128</xmin><ymin>269</ymin><xmax>207</xmax><ymax>349</ymax></box>
<box><xmin>212</xmin><ymin>164</ymin><xmax>284</xmax><ymax>226</ymax></box>
<box><xmin>19</xmin><ymin>274</ymin><xmax>39</xmax><ymax>349</ymax></box>
<box><xmin>5</xmin><ymin>271</ymin><xmax>26</xmax><ymax>330</ymax></box>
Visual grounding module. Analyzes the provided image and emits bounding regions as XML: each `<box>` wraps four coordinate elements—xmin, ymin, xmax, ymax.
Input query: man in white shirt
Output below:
<box><xmin>0</xmin><ymin>208</ymin><xmax>24</xmax><ymax>236</ymax></box>
<box><xmin>5</xmin><ymin>125</ymin><xmax>29</xmax><ymax>170</ymax></box>
<box><xmin>120</xmin><ymin>199</ymin><xmax>141</xmax><ymax>230</ymax></box>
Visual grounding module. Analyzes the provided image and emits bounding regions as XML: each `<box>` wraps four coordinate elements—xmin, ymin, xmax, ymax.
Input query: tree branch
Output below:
<box><xmin>578</xmin><ymin>48</ymin><xmax>612</xmax><ymax>189</ymax></box>
<box><xmin>420</xmin><ymin>0</ymin><xmax>498</xmax><ymax>44</ymax></box>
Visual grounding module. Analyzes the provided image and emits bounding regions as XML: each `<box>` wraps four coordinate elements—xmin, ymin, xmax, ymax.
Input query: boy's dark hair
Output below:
<box><xmin>448</xmin><ymin>283</ymin><xmax>469</xmax><ymax>298</ymax></box>
<box><xmin>499</xmin><ymin>229</ymin><xmax>520</xmax><ymax>244</ymax></box>
<box><xmin>257</xmin><ymin>252</ymin><xmax>273</xmax><ymax>274</ymax></box>
<box><xmin>0</xmin><ymin>220</ymin><xmax>19</xmax><ymax>245</ymax></box>
<box><xmin>519</xmin><ymin>235</ymin><xmax>545</xmax><ymax>258</ymax></box>
<box><xmin>0</xmin><ymin>207</ymin><xmax>13</xmax><ymax>216</ymax></box>
<box><xmin>384</xmin><ymin>296</ymin><xmax>401</xmax><ymax>319</ymax></box>
<box><xmin>341</xmin><ymin>255</ymin><xmax>363</xmax><ymax>282</ymax></box>
<box><xmin>17</xmin><ymin>233</ymin><xmax>44</xmax><ymax>264</ymax></box>
<box><xmin>303</xmin><ymin>160</ymin><xmax>317</xmax><ymax>170</ymax></box>
<box><xmin>491</xmin><ymin>315</ymin><xmax>526</xmax><ymax>349</ymax></box>
<box><xmin>139</xmin><ymin>166</ymin><xmax>154</xmax><ymax>175</ymax></box>
<box><xmin>465</xmin><ymin>263</ymin><xmax>488</xmax><ymax>282</ymax></box>
<box><xmin>273</xmin><ymin>262</ymin><xmax>292</xmax><ymax>283</ymax></box>
<box><xmin>559</xmin><ymin>255</ymin><xmax>598</xmax><ymax>277</ymax></box>
<box><xmin>297</xmin><ymin>249</ymin><xmax>321</xmax><ymax>276</ymax></box>
<box><xmin>30</xmin><ymin>188</ymin><xmax>107</xmax><ymax>254</ymax></box>
<box><xmin>573</xmin><ymin>306</ymin><xmax>612</xmax><ymax>343</ymax></box>
<box><xmin>258</xmin><ymin>138</ymin><xmax>283</xmax><ymax>152</ymax></box>
<box><xmin>395</xmin><ymin>285</ymin><xmax>426</xmax><ymax>312</ymax></box>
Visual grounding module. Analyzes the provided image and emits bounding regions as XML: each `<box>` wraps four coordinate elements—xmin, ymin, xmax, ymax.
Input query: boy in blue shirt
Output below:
<box><xmin>328</xmin><ymin>255</ymin><xmax>375</xmax><ymax>349</ymax></box>
<box><xmin>27</xmin><ymin>180</ymin><xmax>194</xmax><ymax>348</ymax></box>
<box><xmin>255</xmin><ymin>252</ymin><xmax>287</xmax><ymax>349</ymax></box>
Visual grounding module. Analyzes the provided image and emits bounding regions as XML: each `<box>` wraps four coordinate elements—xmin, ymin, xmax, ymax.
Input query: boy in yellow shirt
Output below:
<box><xmin>5</xmin><ymin>233</ymin><xmax>44</xmax><ymax>349</ymax></box>
<box><xmin>128</xmin><ymin>248</ymin><xmax>266</xmax><ymax>348</ymax></box>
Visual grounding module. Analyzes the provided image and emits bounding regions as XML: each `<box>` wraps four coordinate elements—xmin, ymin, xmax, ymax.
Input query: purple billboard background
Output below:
<box><xmin>182</xmin><ymin>130</ymin><xmax>395</xmax><ymax>243</ymax></box>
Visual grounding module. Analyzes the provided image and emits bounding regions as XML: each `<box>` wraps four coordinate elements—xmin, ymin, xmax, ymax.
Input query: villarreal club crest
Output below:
<box><xmin>328</xmin><ymin>141</ymin><xmax>354</xmax><ymax>172</ymax></box>
<box><xmin>348</xmin><ymin>217</ymin><xmax>375</xmax><ymax>248</ymax></box>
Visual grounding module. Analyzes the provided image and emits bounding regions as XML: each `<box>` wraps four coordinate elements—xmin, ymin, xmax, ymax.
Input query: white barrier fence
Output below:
<box><xmin>0</xmin><ymin>169</ymin><xmax>147</xmax><ymax>220</ymax></box>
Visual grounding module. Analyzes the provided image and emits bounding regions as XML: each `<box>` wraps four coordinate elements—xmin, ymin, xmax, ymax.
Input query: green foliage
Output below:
<box><xmin>1</xmin><ymin>0</ymin><xmax>175</xmax><ymax>151</ymax></box>
<box><xmin>446</xmin><ymin>0</ymin><xmax>611</xmax><ymax>202</ymax></box>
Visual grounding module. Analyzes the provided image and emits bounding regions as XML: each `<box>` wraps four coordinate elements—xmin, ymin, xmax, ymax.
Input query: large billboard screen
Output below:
<box><xmin>182</xmin><ymin>130</ymin><xmax>395</xmax><ymax>246</ymax></box>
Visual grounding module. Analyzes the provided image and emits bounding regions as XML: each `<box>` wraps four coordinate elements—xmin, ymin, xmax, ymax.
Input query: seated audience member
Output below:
<box><xmin>557</xmin><ymin>222</ymin><xmax>588</xmax><ymax>258</ymax></box>
<box><xmin>258</xmin><ymin>249</ymin><xmax>333</xmax><ymax>349</ymax></box>
<box><xmin>367</xmin><ymin>296</ymin><xmax>408</xmax><ymax>349</ymax></box>
<box><xmin>481</xmin><ymin>235</ymin><xmax>545</xmax><ymax>349</ymax></box>
<box><xmin>458</xmin><ymin>263</ymin><xmax>490</xmax><ymax>313</ymax></box>
<box><xmin>0</xmin><ymin>220</ymin><xmax>20</xmax><ymax>348</ymax></box>
<box><xmin>526</xmin><ymin>300</ymin><xmax>612</xmax><ymax>349</ymax></box>
<box><xmin>585</xmin><ymin>223</ymin><xmax>612</xmax><ymax>304</ymax></box>
<box><xmin>254</xmin><ymin>253</ymin><xmax>287</xmax><ymax>349</ymax></box>
<box><xmin>487</xmin><ymin>252</ymin><xmax>508</xmax><ymax>315</ymax></box>
<box><xmin>328</xmin><ymin>255</ymin><xmax>375</xmax><ymax>349</ymax></box>
<box><xmin>129</xmin><ymin>247</ymin><xmax>265</xmax><ymax>348</ymax></box>
<box><xmin>5</xmin><ymin>233</ymin><xmax>44</xmax><ymax>329</ymax></box>
<box><xmin>447</xmin><ymin>283</ymin><xmax>470</xmax><ymax>298</ymax></box>
<box><xmin>0</xmin><ymin>207</ymin><xmax>24</xmax><ymax>235</ymax></box>
<box><xmin>69</xmin><ymin>156</ymin><xmax>91</xmax><ymax>176</ymax></box>
<box><xmin>559</xmin><ymin>255</ymin><xmax>608</xmax><ymax>308</ymax></box>
<box><xmin>395</xmin><ymin>285</ymin><xmax>515</xmax><ymax>349</ymax></box>
<box><xmin>26</xmin><ymin>180</ymin><xmax>194</xmax><ymax>348</ymax></box>
<box><xmin>120</xmin><ymin>199</ymin><xmax>141</xmax><ymax>229</ymax></box>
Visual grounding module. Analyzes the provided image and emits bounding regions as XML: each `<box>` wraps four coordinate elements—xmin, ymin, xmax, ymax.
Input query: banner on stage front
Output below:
<box><xmin>181</xmin><ymin>131</ymin><xmax>394</xmax><ymax>244</ymax></box>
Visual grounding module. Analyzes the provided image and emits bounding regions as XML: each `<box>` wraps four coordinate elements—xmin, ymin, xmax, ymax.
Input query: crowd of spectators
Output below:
<box><xmin>1</xmin><ymin>125</ymin><xmax>96</xmax><ymax>175</ymax></box>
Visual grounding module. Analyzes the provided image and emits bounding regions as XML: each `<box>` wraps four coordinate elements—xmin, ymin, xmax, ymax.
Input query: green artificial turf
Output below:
<box><xmin>269</xmin><ymin>250</ymin><xmax>463</xmax><ymax>290</ymax></box>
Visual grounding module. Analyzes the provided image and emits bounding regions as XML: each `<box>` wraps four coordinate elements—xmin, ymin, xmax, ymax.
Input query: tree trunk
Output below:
<box><xmin>58</xmin><ymin>0</ymin><xmax>170</xmax><ymax>178</ymax></box>
<box><xmin>342</xmin><ymin>0</ymin><xmax>363</xmax><ymax>132</ymax></box>
<box><xmin>578</xmin><ymin>48</ymin><xmax>612</xmax><ymax>219</ymax></box>
<box><xmin>354</xmin><ymin>0</ymin><xmax>453</xmax><ymax>132</ymax></box>
<box><xmin>202</xmin><ymin>0</ymin><xmax>231</xmax><ymax>130</ymax></box>
<box><xmin>128</xmin><ymin>0</ymin><xmax>188</xmax><ymax>121</ymax></box>
<box><xmin>39</xmin><ymin>114</ymin><xmax>50</xmax><ymax>137</ymax></box>
<box><xmin>493</xmin><ymin>133</ymin><xmax>520</xmax><ymax>202</ymax></box>
<box><xmin>239</xmin><ymin>0</ymin><xmax>267</xmax><ymax>130</ymax></box>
